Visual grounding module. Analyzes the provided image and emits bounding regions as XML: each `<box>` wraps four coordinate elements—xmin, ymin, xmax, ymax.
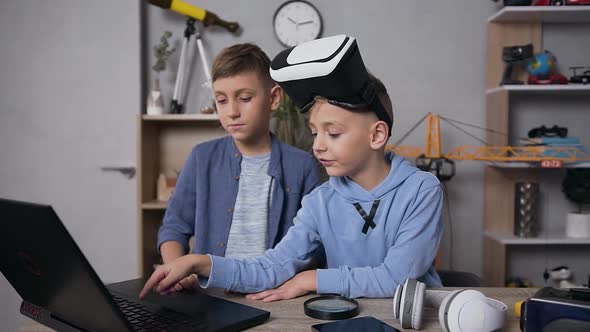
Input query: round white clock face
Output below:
<box><xmin>273</xmin><ymin>1</ymin><xmax>322</xmax><ymax>47</ymax></box>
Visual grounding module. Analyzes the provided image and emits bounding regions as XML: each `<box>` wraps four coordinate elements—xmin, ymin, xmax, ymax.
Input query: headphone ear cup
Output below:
<box><xmin>393</xmin><ymin>283</ymin><xmax>403</xmax><ymax>320</ymax></box>
<box><xmin>456</xmin><ymin>290</ymin><xmax>506</xmax><ymax>332</ymax></box>
<box><xmin>412</xmin><ymin>281</ymin><xmax>426</xmax><ymax>330</ymax></box>
<box><xmin>399</xmin><ymin>278</ymin><xmax>424</xmax><ymax>329</ymax></box>
<box><xmin>438</xmin><ymin>290</ymin><xmax>463</xmax><ymax>332</ymax></box>
<box><xmin>399</xmin><ymin>279</ymin><xmax>410</xmax><ymax>327</ymax></box>
<box><xmin>443</xmin><ymin>290</ymin><xmax>488</xmax><ymax>332</ymax></box>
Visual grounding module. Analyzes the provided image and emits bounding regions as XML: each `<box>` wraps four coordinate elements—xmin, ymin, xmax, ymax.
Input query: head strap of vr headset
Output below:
<box><xmin>360</xmin><ymin>80</ymin><xmax>392</xmax><ymax>136</ymax></box>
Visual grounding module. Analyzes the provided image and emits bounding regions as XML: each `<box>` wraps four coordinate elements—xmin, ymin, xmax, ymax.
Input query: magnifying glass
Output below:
<box><xmin>304</xmin><ymin>295</ymin><xmax>360</xmax><ymax>320</ymax></box>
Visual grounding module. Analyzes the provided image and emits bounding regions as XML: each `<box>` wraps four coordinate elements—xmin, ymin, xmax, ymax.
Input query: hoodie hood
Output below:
<box><xmin>329</xmin><ymin>152</ymin><xmax>418</xmax><ymax>203</ymax></box>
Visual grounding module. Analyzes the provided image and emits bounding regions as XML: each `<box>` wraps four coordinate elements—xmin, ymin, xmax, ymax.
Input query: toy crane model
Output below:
<box><xmin>388</xmin><ymin>113</ymin><xmax>590</xmax><ymax>181</ymax></box>
<box><xmin>147</xmin><ymin>0</ymin><xmax>241</xmax><ymax>114</ymax></box>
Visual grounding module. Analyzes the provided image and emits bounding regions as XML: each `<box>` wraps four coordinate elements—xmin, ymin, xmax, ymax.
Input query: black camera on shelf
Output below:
<box><xmin>500</xmin><ymin>44</ymin><xmax>534</xmax><ymax>85</ymax></box>
<box><xmin>491</xmin><ymin>0</ymin><xmax>533</xmax><ymax>5</ymax></box>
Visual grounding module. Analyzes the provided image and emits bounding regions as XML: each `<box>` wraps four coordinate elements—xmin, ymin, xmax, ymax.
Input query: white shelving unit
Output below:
<box><xmin>142</xmin><ymin>113</ymin><xmax>220</xmax><ymax>121</ymax></box>
<box><xmin>483</xmin><ymin>6</ymin><xmax>590</xmax><ymax>287</ymax></box>
<box><xmin>486</xmin><ymin>231</ymin><xmax>590</xmax><ymax>245</ymax></box>
<box><xmin>486</xmin><ymin>161</ymin><xmax>590</xmax><ymax>168</ymax></box>
<box><xmin>487</xmin><ymin>85</ymin><xmax>590</xmax><ymax>95</ymax></box>
<box><xmin>489</xmin><ymin>6</ymin><xmax>590</xmax><ymax>24</ymax></box>
<box><xmin>141</xmin><ymin>201</ymin><xmax>168</xmax><ymax>210</ymax></box>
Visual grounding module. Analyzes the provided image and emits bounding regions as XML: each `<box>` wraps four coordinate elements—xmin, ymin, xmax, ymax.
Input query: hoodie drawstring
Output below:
<box><xmin>353</xmin><ymin>200</ymin><xmax>380</xmax><ymax>234</ymax></box>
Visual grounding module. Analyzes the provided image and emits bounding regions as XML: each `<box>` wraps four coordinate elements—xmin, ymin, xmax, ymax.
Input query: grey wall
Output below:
<box><xmin>0</xmin><ymin>1</ymin><xmax>140</xmax><ymax>330</ymax></box>
<box><xmin>1</xmin><ymin>1</ymin><xmax>588</xmax><ymax>330</ymax></box>
<box><xmin>146</xmin><ymin>0</ymin><xmax>498</xmax><ymax>275</ymax></box>
<box><xmin>146</xmin><ymin>0</ymin><xmax>590</xmax><ymax>283</ymax></box>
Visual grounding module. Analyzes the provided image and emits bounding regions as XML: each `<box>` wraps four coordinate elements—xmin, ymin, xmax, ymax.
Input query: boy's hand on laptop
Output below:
<box><xmin>139</xmin><ymin>254</ymin><xmax>212</xmax><ymax>299</ymax></box>
<box><xmin>174</xmin><ymin>274</ymin><xmax>199</xmax><ymax>291</ymax></box>
<box><xmin>245</xmin><ymin>270</ymin><xmax>317</xmax><ymax>303</ymax></box>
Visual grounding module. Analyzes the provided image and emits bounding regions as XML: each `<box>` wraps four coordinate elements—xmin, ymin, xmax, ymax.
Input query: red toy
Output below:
<box><xmin>526</xmin><ymin>51</ymin><xmax>569</xmax><ymax>85</ymax></box>
<box><xmin>528</xmin><ymin>73</ymin><xmax>569</xmax><ymax>84</ymax></box>
<box><xmin>535</xmin><ymin>0</ymin><xmax>590</xmax><ymax>5</ymax></box>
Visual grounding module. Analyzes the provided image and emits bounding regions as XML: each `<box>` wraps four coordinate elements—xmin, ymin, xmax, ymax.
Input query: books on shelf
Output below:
<box><xmin>518</xmin><ymin>137</ymin><xmax>587</xmax><ymax>160</ymax></box>
<box><xmin>519</xmin><ymin>136</ymin><xmax>582</xmax><ymax>146</ymax></box>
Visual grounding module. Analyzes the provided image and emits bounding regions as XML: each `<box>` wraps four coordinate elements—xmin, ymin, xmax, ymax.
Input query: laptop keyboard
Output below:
<box><xmin>112</xmin><ymin>294</ymin><xmax>206</xmax><ymax>332</ymax></box>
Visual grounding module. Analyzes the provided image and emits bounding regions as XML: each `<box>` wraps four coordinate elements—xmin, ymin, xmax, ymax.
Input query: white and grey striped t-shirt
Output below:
<box><xmin>224</xmin><ymin>153</ymin><xmax>274</xmax><ymax>259</ymax></box>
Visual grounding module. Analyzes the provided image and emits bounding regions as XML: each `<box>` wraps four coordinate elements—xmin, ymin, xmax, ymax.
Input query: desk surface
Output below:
<box><xmin>18</xmin><ymin>287</ymin><xmax>536</xmax><ymax>331</ymax></box>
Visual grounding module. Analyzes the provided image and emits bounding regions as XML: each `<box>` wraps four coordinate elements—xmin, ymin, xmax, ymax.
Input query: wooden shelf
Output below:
<box><xmin>137</xmin><ymin>114</ymin><xmax>226</xmax><ymax>276</ymax></box>
<box><xmin>141</xmin><ymin>200</ymin><xmax>168</xmax><ymax>210</ymax></box>
<box><xmin>486</xmin><ymin>231</ymin><xmax>590</xmax><ymax>245</ymax></box>
<box><xmin>487</xmin><ymin>85</ymin><xmax>590</xmax><ymax>95</ymax></box>
<box><xmin>489</xmin><ymin>7</ymin><xmax>590</xmax><ymax>24</ymax></box>
<box><xmin>483</xmin><ymin>6</ymin><xmax>590</xmax><ymax>287</ymax></box>
<box><xmin>485</xmin><ymin>161</ymin><xmax>590</xmax><ymax>168</ymax></box>
<box><xmin>142</xmin><ymin>114</ymin><xmax>220</xmax><ymax>121</ymax></box>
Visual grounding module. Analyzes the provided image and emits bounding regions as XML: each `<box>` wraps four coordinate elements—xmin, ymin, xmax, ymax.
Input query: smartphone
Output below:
<box><xmin>311</xmin><ymin>316</ymin><xmax>399</xmax><ymax>332</ymax></box>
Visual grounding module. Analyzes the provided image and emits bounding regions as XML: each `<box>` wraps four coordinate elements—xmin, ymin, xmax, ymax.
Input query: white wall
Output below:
<box><xmin>0</xmin><ymin>1</ymin><xmax>141</xmax><ymax>330</ymax></box>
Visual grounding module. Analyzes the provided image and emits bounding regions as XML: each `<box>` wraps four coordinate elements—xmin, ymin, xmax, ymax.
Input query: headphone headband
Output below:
<box><xmin>394</xmin><ymin>278</ymin><xmax>507</xmax><ymax>331</ymax></box>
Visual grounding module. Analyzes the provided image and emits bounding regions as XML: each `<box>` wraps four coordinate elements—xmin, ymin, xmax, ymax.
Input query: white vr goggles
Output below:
<box><xmin>270</xmin><ymin>35</ymin><xmax>393</xmax><ymax>135</ymax></box>
<box><xmin>393</xmin><ymin>278</ymin><xmax>507</xmax><ymax>332</ymax></box>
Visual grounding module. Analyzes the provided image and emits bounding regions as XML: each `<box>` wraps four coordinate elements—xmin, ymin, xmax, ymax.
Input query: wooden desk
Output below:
<box><xmin>18</xmin><ymin>287</ymin><xmax>536</xmax><ymax>331</ymax></box>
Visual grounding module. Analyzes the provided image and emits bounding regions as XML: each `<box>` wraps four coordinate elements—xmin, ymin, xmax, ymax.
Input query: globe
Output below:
<box><xmin>527</xmin><ymin>52</ymin><xmax>556</xmax><ymax>77</ymax></box>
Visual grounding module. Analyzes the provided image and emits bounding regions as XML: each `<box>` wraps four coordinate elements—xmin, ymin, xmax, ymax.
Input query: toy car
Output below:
<box><xmin>569</xmin><ymin>66</ymin><xmax>590</xmax><ymax>84</ymax></box>
<box><xmin>535</xmin><ymin>0</ymin><xmax>590</xmax><ymax>5</ymax></box>
<box><xmin>528</xmin><ymin>73</ymin><xmax>568</xmax><ymax>85</ymax></box>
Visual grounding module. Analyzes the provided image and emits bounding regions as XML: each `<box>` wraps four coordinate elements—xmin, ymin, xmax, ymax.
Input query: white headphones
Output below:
<box><xmin>392</xmin><ymin>278</ymin><xmax>507</xmax><ymax>331</ymax></box>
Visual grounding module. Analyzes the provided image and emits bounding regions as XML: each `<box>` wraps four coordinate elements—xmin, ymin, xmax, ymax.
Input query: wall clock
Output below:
<box><xmin>273</xmin><ymin>1</ymin><xmax>323</xmax><ymax>47</ymax></box>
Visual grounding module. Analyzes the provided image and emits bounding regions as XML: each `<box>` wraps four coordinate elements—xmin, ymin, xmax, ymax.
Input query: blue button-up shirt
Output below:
<box><xmin>157</xmin><ymin>134</ymin><xmax>321</xmax><ymax>257</ymax></box>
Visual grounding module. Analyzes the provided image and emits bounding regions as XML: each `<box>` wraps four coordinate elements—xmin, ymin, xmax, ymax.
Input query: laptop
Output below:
<box><xmin>0</xmin><ymin>198</ymin><xmax>270</xmax><ymax>331</ymax></box>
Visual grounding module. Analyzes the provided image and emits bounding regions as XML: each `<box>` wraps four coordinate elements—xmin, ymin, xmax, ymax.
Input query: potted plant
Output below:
<box><xmin>147</xmin><ymin>31</ymin><xmax>176</xmax><ymax>115</ymax></box>
<box><xmin>272</xmin><ymin>94</ymin><xmax>327</xmax><ymax>182</ymax></box>
<box><xmin>562</xmin><ymin>168</ymin><xmax>590</xmax><ymax>238</ymax></box>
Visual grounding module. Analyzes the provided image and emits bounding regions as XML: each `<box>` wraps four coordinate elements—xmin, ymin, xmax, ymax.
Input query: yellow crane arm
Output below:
<box><xmin>388</xmin><ymin>113</ymin><xmax>590</xmax><ymax>164</ymax></box>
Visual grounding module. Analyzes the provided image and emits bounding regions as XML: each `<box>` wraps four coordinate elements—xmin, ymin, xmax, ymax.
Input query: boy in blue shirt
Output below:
<box><xmin>157</xmin><ymin>43</ymin><xmax>320</xmax><ymax>290</ymax></box>
<box><xmin>142</xmin><ymin>35</ymin><xmax>443</xmax><ymax>300</ymax></box>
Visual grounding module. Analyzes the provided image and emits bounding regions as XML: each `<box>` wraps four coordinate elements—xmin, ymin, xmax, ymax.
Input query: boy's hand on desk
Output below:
<box><xmin>246</xmin><ymin>270</ymin><xmax>317</xmax><ymax>303</ymax></box>
<box><xmin>139</xmin><ymin>254</ymin><xmax>211</xmax><ymax>299</ymax></box>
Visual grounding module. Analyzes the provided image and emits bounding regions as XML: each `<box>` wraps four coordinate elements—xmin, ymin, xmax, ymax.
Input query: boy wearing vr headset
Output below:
<box><xmin>142</xmin><ymin>36</ymin><xmax>443</xmax><ymax>301</ymax></box>
<box><xmin>156</xmin><ymin>43</ymin><xmax>320</xmax><ymax>291</ymax></box>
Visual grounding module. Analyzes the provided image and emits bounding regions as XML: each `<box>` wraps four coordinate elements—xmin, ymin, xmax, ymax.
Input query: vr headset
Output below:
<box><xmin>393</xmin><ymin>278</ymin><xmax>507</xmax><ymax>331</ymax></box>
<box><xmin>269</xmin><ymin>35</ymin><xmax>393</xmax><ymax>136</ymax></box>
<box><xmin>520</xmin><ymin>287</ymin><xmax>590</xmax><ymax>332</ymax></box>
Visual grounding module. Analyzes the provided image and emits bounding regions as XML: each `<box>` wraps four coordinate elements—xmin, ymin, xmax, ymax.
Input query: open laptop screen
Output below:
<box><xmin>0</xmin><ymin>199</ymin><xmax>131</xmax><ymax>331</ymax></box>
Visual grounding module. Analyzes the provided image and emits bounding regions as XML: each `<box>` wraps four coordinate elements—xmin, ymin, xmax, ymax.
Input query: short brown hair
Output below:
<box><xmin>369</xmin><ymin>73</ymin><xmax>394</xmax><ymax>127</ymax></box>
<box><xmin>212</xmin><ymin>43</ymin><xmax>273</xmax><ymax>86</ymax></box>
<box><xmin>309</xmin><ymin>74</ymin><xmax>394</xmax><ymax>128</ymax></box>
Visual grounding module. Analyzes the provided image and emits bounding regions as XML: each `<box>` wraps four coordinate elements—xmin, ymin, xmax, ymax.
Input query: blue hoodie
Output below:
<box><xmin>202</xmin><ymin>153</ymin><xmax>443</xmax><ymax>298</ymax></box>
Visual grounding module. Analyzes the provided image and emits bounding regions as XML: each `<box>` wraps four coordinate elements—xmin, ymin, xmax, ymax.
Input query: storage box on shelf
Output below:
<box><xmin>137</xmin><ymin>114</ymin><xmax>226</xmax><ymax>276</ymax></box>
